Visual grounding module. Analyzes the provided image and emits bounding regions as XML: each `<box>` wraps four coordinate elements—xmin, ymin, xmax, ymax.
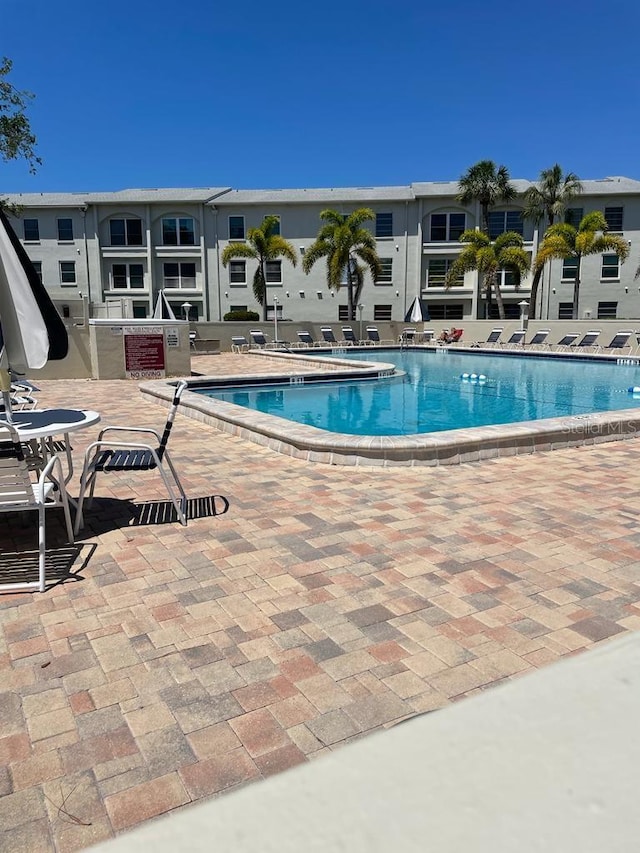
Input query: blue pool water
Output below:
<box><xmin>199</xmin><ymin>350</ymin><xmax>640</xmax><ymax>436</ymax></box>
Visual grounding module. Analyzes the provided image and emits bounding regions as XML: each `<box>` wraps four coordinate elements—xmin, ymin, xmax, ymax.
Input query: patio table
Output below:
<box><xmin>7</xmin><ymin>408</ymin><xmax>100</xmax><ymax>484</ymax></box>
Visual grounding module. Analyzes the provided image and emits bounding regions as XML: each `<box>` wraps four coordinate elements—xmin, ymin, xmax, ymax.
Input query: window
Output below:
<box><xmin>265</xmin><ymin>260</ymin><xmax>282</xmax><ymax>283</ymax></box>
<box><xmin>229</xmin><ymin>261</ymin><xmax>246</xmax><ymax>284</ymax></box>
<box><xmin>132</xmin><ymin>302</ymin><xmax>148</xmax><ymax>319</ymax></box>
<box><xmin>377</xmin><ymin>258</ymin><xmax>393</xmax><ymax>284</ymax></box>
<box><xmin>487</xmin><ymin>210</ymin><xmax>523</xmax><ymax>239</ymax></box>
<box><xmin>557</xmin><ymin>302</ymin><xmax>574</xmax><ymax>319</ymax></box>
<box><xmin>162</xmin><ymin>217</ymin><xmax>195</xmax><ymax>245</ymax></box>
<box><xmin>426</xmin><ymin>258</ymin><xmax>463</xmax><ymax>287</ymax></box>
<box><xmin>112</xmin><ymin>263</ymin><xmax>144</xmax><ymax>289</ymax></box>
<box><xmin>598</xmin><ymin>301</ymin><xmax>618</xmax><ymax>319</ymax></box>
<box><xmin>31</xmin><ymin>261</ymin><xmax>42</xmax><ymax>283</ymax></box>
<box><xmin>429</xmin><ymin>213</ymin><xmax>466</xmax><ymax>242</ymax></box>
<box><xmin>338</xmin><ymin>305</ymin><xmax>349</xmax><ymax>321</ymax></box>
<box><xmin>376</xmin><ymin>212</ymin><xmax>393</xmax><ymax>238</ymax></box>
<box><xmin>496</xmin><ymin>268</ymin><xmax>517</xmax><ymax>288</ymax></box>
<box><xmin>267</xmin><ymin>303</ymin><xmax>283</xmax><ymax>320</ymax></box>
<box><xmin>59</xmin><ymin>261</ymin><xmax>76</xmax><ymax>284</ymax></box>
<box><xmin>163</xmin><ymin>262</ymin><xmax>196</xmax><ymax>289</ymax></box>
<box><xmin>110</xmin><ymin>218</ymin><xmax>143</xmax><ymax>246</ymax></box>
<box><xmin>601</xmin><ymin>254</ymin><xmax>620</xmax><ymax>279</ymax></box>
<box><xmin>604</xmin><ymin>206</ymin><xmax>623</xmax><ymax>232</ymax></box>
<box><xmin>23</xmin><ymin>218</ymin><xmax>39</xmax><ymax>241</ymax></box>
<box><xmin>562</xmin><ymin>257</ymin><xmax>578</xmax><ymax>280</ymax></box>
<box><xmin>487</xmin><ymin>302</ymin><xmax>521</xmax><ymax>320</ymax></box>
<box><xmin>57</xmin><ymin>218</ymin><xmax>73</xmax><ymax>241</ymax></box>
<box><xmin>565</xmin><ymin>208</ymin><xmax>583</xmax><ymax>228</ymax></box>
<box><xmin>269</xmin><ymin>216</ymin><xmax>281</xmax><ymax>236</ymax></box>
<box><xmin>374</xmin><ymin>304</ymin><xmax>392</xmax><ymax>321</ymax></box>
<box><xmin>427</xmin><ymin>303</ymin><xmax>464</xmax><ymax>320</ymax></box>
<box><xmin>229</xmin><ymin>216</ymin><xmax>245</xmax><ymax>240</ymax></box>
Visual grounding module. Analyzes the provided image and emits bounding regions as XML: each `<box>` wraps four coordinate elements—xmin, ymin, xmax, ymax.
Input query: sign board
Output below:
<box><xmin>166</xmin><ymin>327</ymin><xmax>179</xmax><ymax>348</ymax></box>
<box><xmin>123</xmin><ymin>326</ymin><xmax>166</xmax><ymax>379</ymax></box>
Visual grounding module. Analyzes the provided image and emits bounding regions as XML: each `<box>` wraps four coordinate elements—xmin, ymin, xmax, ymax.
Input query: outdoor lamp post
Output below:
<box><xmin>273</xmin><ymin>296</ymin><xmax>279</xmax><ymax>344</ymax></box>
<box><xmin>358</xmin><ymin>303</ymin><xmax>364</xmax><ymax>342</ymax></box>
<box><xmin>181</xmin><ymin>302</ymin><xmax>192</xmax><ymax>323</ymax></box>
<box><xmin>518</xmin><ymin>300</ymin><xmax>529</xmax><ymax>332</ymax></box>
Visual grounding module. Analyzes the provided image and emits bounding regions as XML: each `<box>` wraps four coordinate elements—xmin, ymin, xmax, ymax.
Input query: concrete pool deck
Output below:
<box><xmin>142</xmin><ymin>348</ymin><xmax>640</xmax><ymax>467</ymax></box>
<box><xmin>2</xmin><ymin>353</ymin><xmax>640</xmax><ymax>851</ymax></box>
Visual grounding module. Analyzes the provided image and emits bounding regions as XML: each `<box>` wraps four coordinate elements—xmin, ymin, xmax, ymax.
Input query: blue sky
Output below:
<box><xmin>2</xmin><ymin>0</ymin><xmax>640</xmax><ymax>193</ymax></box>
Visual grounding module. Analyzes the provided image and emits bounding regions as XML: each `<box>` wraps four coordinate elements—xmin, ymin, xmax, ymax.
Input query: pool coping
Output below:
<box><xmin>139</xmin><ymin>349</ymin><xmax>640</xmax><ymax>467</ymax></box>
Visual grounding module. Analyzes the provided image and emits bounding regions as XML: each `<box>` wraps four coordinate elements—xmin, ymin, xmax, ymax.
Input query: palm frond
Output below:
<box><xmin>221</xmin><ymin>242</ymin><xmax>258</xmax><ymax>265</ymax></box>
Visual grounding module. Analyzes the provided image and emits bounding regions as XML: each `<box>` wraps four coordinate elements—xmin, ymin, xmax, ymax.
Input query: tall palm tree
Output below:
<box><xmin>457</xmin><ymin>160</ymin><xmax>517</xmax><ymax>234</ymax></box>
<box><xmin>445</xmin><ymin>230</ymin><xmax>530</xmax><ymax>320</ymax></box>
<box><xmin>522</xmin><ymin>164</ymin><xmax>583</xmax><ymax>318</ymax></box>
<box><xmin>533</xmin><ymin>211</ymin><xmax>629</xmax><ymax>320</ymax></box>
<box><xmin>302</xmin><ymin>208</ymin><xmax>381</xmax><ymax>320</ymax></box>
<box><xmin>221</xmin><ymin>215</ymin><xmax>297</xmax><ymax>320</ymax></box>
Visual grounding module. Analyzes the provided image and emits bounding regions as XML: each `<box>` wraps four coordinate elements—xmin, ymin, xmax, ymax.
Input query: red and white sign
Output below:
<box><xmin>123</xmin><ymin>326</ymin><xmax>166</xmax><ymax>379</ymax></box>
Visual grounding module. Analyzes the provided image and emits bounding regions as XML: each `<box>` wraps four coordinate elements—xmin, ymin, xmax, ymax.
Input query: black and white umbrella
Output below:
<box><xmin>405</xmin><ymin>297</ymin><xmax>431</xmax><ymax>324</ymax></box>
<box><xmin>0</xmin><ymin>209</ymin><xmax>68</xmax><ymax>421</ymax></box>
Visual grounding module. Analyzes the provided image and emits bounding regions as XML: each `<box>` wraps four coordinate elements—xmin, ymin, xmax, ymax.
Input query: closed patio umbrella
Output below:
<box><xmin>0</xmin><ymin>209</ymin><xmax>68</xmax><ymax>421</ymax></box>
<box><xmin>405</xmin><ymin>297</ymin><xmax>430</xmax><ymax>323</ymax></box>
<box><xmin>153</xmin><ymin>290</ymin><xmax>177</xmax><ymax>320</ymax></box>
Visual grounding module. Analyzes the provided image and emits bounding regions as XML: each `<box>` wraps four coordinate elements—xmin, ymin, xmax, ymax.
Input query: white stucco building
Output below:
<box><xmin>5</xmin><ymin>175</ymin><xmax>640</xmax><ymax>323</ymax></box>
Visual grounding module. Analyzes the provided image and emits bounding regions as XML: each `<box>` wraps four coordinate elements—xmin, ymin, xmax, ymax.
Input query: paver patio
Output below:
<box><xmin>1</xmin><ymin>352</ymin><xmax>640</xmax><ymax>851</ymax></box>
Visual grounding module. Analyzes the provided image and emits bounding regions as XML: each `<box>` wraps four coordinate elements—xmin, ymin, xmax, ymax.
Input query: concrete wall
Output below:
<box><xmin>88</xmin><ymin>319</ymin><xmax>191</xmax><ymax>380</ymax></box>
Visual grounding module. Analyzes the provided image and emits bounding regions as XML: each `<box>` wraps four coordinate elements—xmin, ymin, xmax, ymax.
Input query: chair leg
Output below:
<box><xmin>158</xmin><ymin>452</ymin><xmax>188</xmax><ymax>525</ymax></box>
<box><xmin>74</xmin><ymin>465</ymin><xmax>95</xmax><ymax>536</ymax></box>
<box><xmin>38</xmin><ymin>503</ymin><xmax>46</xmax><ymax>593</ymax></box>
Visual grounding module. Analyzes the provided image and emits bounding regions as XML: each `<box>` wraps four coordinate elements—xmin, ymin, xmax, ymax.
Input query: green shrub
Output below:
<box><xmin>223</xmin><ymin>309</ymin><xmax>260</xmax><ymax>321</ymax></box>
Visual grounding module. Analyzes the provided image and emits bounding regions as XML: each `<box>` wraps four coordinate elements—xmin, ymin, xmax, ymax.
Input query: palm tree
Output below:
<box><xmin>522</xmin><ymin>164</ymin><xmax>583</xmax><ymax>318</ymax></box>
<box><xmin>445</xmin><ymin>230</ymin><xmax>530</xmax><ymax>320</ymax></box>
<box><xmin>221</xmin><ymin>215</ymin><xmax>297</xmax><ymax>320</ymax></box>
<box><xmin>302</xmin><ymin>208</ymin><xmax>381</xmax><ymax>320</ymax></box>
<box><xmin>457</xmin><ymin>160</ymin><xmax>517</xmax><ymax>234</ymax></box>
<box><xmin>533</xmin><ymin>211</ymin><xmax>629</xmax><ymax>320</ymax></box>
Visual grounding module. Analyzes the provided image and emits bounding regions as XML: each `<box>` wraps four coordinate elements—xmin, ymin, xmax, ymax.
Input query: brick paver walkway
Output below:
<box><xmin>2</xmin><ymin>353</ymin><xmax>640</xmax><ymax>850</ymax></box>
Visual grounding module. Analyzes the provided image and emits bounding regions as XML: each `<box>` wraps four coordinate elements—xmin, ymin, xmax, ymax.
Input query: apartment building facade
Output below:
<box><xmin>6</xmin><ymin>175</ymin><xmax>640</xmax><ymax>324</ymax></box>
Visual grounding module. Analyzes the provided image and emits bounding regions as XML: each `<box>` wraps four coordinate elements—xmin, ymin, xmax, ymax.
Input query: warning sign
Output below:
<box><xmin>124</xmin><ymin>327</ymin><xmax>166</xmax><ymax>379</ymax></box>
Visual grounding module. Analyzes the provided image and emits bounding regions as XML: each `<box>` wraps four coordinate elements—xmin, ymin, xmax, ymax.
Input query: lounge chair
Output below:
<box><xmin>399</xmin><ymin>328</ymin><xmax>417</xmax><ymax>345</ymax></box>
<box><xmin>554</xmin><ymin>333</ymin><xmax>579</xmax><ymax>351</ymax></box>
<box><xmin>0</xmin><ymin>420</ymin><xmax>74</xmax><ymax>593</ymax></box>
<box><xmin>321</xmin><ymin>327</ymin><xmax>338</xmax><ymax>345</ymax></box>
<box><xmin>572</xmin><ymin>330</ymin><xmax>601</xmax><ymax>352</ymax></box>
<box><xmin>249</xmin><ymin>330</ymin><xmax>271</xmax><ymax>349</ymax></box>
<box><xmin>231</xmin><ymin>336</ymin><xmax>249</xmax><ymax>353</ymax></box>
<box><xmin>600</xmin><ymin>330</ymin><xmax>634</xmax><ymax>355</ymax></box>
<box><xmin>525</xmin><ymin>329</ymin><xmax>550</xmax><ymax>349</ymax></box>
<box><xmin>295</xmin><ymin>330</ymin><xmax>317</xmax><ymax>348</ymax></box>
<box><xmin>74</xmin><ymin>380</ymin><xmax>189</xmax><ymax>534</ymax></box>
<box><xmin>341</xmin><ymin>327</ymin><xmax>358</xmax><ymax>346</ymax></box>
<box><xmin>500</xmin><ymin>330</ymin><xmax>526</xmax><ymax>348</ymax></box>
<box><xmin>365</xmin><ymin>326</ymin><xmax>393</xmax><ymax>346</ymax></box>
<box><xmin>473</xmin><ymin>328</ymin><xmax>502</xmax><ymax>348</ymax></box>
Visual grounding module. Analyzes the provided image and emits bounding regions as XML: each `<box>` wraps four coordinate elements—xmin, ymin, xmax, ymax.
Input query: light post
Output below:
<box><xmin>273</xmin><ymin>296</ymin><xmax>279</xmax><ymax>345</ymax></box>
<box><xmin>518</xmin><ymin>300</ymin><xmax>529</xmax><ymax>332</ymax></box>
<box><xmin>181</xmin><ymin>302</ymin><xmax>192</xmax><ymax>323</ymax></box>
<box><xmin>358</xmin><ymin>303</ymin><xmax>364</xmax><ymax>342</ymax></box>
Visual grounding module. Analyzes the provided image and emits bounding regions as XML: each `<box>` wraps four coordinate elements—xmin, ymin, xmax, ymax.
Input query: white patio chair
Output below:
<box><xmin>74</xmin><ymin>381</ymin><xmax>189</xmax><ymax>534</ymax></box>
<box><xmin>0</xmin><ymin>420</ymin><xmax>74</xmax><ymax>593</ymax></box>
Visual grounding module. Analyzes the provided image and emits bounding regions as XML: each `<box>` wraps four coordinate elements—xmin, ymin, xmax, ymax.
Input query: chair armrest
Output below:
<box><xmin>97</xmin><ymin>426</ymin><xmax>162</xmax><ymax>442</ymax></box>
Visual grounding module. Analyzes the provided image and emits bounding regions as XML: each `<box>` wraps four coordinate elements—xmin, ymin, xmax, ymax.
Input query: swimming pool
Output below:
<box><xmin>141</xmin><ymin>349</ymin><xmax>640</xmax><ymax>467</ymax></box>
<box><xmin>196</xmin><ymin>349</ymin><xmax>640</xmax><ymax>436</ymax></box>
